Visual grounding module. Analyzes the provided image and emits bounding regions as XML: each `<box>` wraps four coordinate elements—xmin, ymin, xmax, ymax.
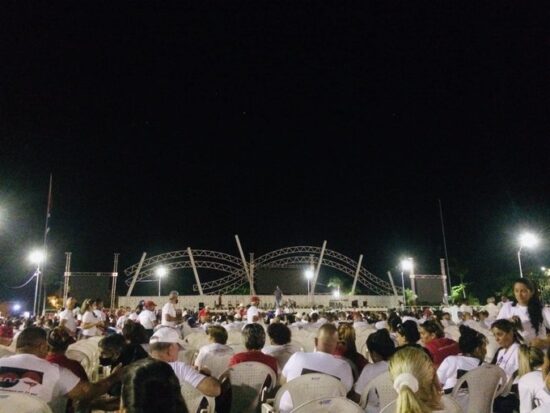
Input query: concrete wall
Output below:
<box><xmin>118</xmin><ymin>294</ymin><xmax>399</xmax><ymax>310</ymax></box>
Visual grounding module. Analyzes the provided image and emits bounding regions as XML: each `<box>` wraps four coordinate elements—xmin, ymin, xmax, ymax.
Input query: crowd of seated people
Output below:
<box><xmin>2</xmin><ymin>277</ymin><xmax>550</xmax><ymax>412</ymax></box>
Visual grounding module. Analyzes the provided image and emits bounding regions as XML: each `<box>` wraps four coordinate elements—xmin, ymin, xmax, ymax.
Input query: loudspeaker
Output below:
<box><xmin>363</xmin><ymin>301</ymin><xmax>368</xmax><ymax>307</ymax></box>
<box><xmin>198</xmin><ymin>302</ymin><xmax>205</xmax><ymax>310</ymax></box>
<box><xmin>351</xmin><ymin>300</ymin><xmax>358</xmax><ymax>308</ymax></box>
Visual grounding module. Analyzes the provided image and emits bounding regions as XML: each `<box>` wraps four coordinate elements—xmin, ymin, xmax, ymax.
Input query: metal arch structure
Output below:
<box><xmin>123</xmin><ymin>246</ymin><xmax>397</xmax><ymax>296</ymax></box>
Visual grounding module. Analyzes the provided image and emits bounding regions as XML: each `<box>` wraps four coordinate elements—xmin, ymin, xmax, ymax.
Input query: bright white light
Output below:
<box><xmin>29</xmin><ymin>250</ymin><xmax>45</xmax><ymax>265</ymax></box>
<box><xmin>401</xmin><ymin>258</ymin><xmax>414</xmax><ymax>272</ymax></box>
<box><xmin>542</xmin><ymin>267</ymin><xmax>547</xmax><ymax>271</ymax></box>
<box><xmin>519</xmin><ymin>232</ymin><xmax>539</xmax><ymax>249</ymax></box>
<box><xmin>333</xmin><ymin>289</ymin><xmax>340</xmax><ymax>299</ymax></box>
<box><xmin>155</xmin><ymin>266</ymin><xmax>167</xmax><ymax>277</ymax></box>
<box><xmin>12</xmin><ymin>304</ymin><xmax>21</xmax><ymax>311</ymax></box>
<box><xmin>304</xmin><ymin>269</ymin><xmax>314</xmax><ymax>280</ymax></box>
<box><xmin>23</xmin><ymin>311</ymin><xmax>30</xmax><ymax>318</ymax></box>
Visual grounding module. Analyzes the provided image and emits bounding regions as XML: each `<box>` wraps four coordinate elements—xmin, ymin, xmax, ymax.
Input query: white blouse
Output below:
<box><xmin>497</xmin><ymin>302</ymin><xmax>550</xmax><ymax>344</ymax></box>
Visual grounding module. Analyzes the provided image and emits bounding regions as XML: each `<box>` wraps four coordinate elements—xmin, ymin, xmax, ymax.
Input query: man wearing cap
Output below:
<box><xmin>149</xmin><ymin>327</ymin><xmax>221</xmax><ymax>397</ymax></box>
<box><xmin>138</xmin><ymin>300</ymin><xmax>158</xmax><ymax>338</ymax></box>
<box><xmin>247</xmin><ymin>296</ymin><xmax>261</xmax><ymax>324</ymax></box>
<box><xmin>162</xmin><ymin>291</ymin><xmax>181</xmax><ymax>328</ymax></box>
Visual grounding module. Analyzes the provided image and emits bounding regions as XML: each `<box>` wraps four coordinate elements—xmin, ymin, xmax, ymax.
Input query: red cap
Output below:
<box><xmin>144</xmin><ymin>300</ymin><xmax>157</xmax><ymax>308</ymax></box>
<box><xmin>251</xmin><ymin>296</ymin><xmax>260</xmax><ymax>303</ymax></box>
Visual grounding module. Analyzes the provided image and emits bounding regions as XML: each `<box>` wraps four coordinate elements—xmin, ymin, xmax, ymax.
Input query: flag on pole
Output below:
<box><xmin>44</xmin><ymin>173</ymin><xmax>52</xmax><ymax>237</ymax></box>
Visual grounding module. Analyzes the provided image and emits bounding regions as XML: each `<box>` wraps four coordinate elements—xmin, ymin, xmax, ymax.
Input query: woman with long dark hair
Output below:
<box><xmin>497</xmin><ymin>278</ymin><xmax>550</xmax><ymax>346</ymax></box>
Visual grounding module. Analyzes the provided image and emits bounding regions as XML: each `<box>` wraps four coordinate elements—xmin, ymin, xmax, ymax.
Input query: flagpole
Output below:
<box><xmin>438</xmin><ymin>199</ymin><xmax>453</xmax><ymax>294</ymax></box>
<box><xmin>39</xmin><ymin>174</ymin><xmax>53</xmax><ymax>316</ymax></box>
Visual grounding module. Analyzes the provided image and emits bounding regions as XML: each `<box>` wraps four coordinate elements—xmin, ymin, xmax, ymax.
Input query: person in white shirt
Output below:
<box><xmin>262</xmin><ymin>322</ymin><xmax>300</xmax><ymax>371</ymax></box>
<box><xmin>93</xmin><ymin>298</ymin><xmax>107</xmax><ymax>323</ymax></box>
<box><xmin>162</xmin><ymin>291</ymin><xmax>181</xmax><ymax>327</ymax></box>
<box><xmin>247</xmin><ymin>296</ymin><xmax>261</xmax><ymax>324</ymax></box>
<box><xmin>149</xmin><ymin>327</ymin><xmax>221</xmax><ymax>397</ymax></box>
<box><xmin>80</xmin><ymin>298</ymin><xmax>103</xmax><ymax>338</ymax></box>
<box><xmin>194</xmin><ymin>325</ymin><xmax>234</xmax><ymax>378</ymax></box>
<box><xmin>437</xmin><ymin>325</ymin><xmax>487</xmax><ymax>392</ymax></box>
<box><xmin>0</xmin><ymin>327</ymin><xmax>122</xmax><ymax>413</ymax></box>
<box><xmin>484</xmin><ymin>297</ymin><xmax>500</xmax><ymax>320</ymax></box>
<box><xmin>517</xmin><ymin>345</ymin><xmax>546</xmax><ymax>413</ymax></box>
<box><xmin>497</xmin><ymin>278</ymin><xmax>550</xmax><ymax>346</ymax></box>
<box><xmin>352</xmin><ymin>328</ymin><xmax>396</xmax><ymax>413</ymax></box>
<box><xmin>58</xmin><ymin>297</ymin><xmax>78</xmax><ymax>336</ymax></box>
<box><xmin>138</xmin><ymin>300</ymin><xmax>158</xmax><ymax>338</ymax></box>
<box><xmin>280</xmin><ymin>323</ymin><xmax>353</xmax><ymax>413</ymax></box>
<box><xmin>491</xmin><ymin>319</ymin><xmax>522</xmax><ymax>380</ymax></box>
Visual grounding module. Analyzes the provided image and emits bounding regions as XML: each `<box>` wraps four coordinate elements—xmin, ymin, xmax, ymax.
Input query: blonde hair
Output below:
<box><xmin>80</xmin><ymin>298</ymin><xmax>93</xmax><ymax>314</ymax></box>
<box><xmin>518</xmin><ymin>344</ymin><xmax>544</xmax><ymax>377</ymax></box>
<box><xmin>337</xmin><ymin>323</ymin><xmax>358</xmax><ymax>353</ymax></box>
<box><xmin>389</xmin><ymin>347</ymin><xmax>442</xmax><ymax>413</ymax></box>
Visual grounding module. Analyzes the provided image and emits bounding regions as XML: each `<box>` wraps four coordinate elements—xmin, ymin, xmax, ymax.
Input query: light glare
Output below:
<box><xmin>401</xmin><ymin>258</ymin><xmax>414</xmax><ymax>271</ymax></box>
<box><xmin>155</xmin><ymin>266</ymin><xmax>167</xmax><ymax>277</ymax></box>
<box><xmin>519</xmin><ymin>232</ymin><xmax>539</xmax><ymax>249</ymax></box>
<box><xmin>304</xmin><ymin>269</ymin><xmax>314</xmax><ymax>280</ymax></box>
<box><xmin>29</xmin><ymin>250</ymin><xmax>45</xmax><ymax>265</ymax></box>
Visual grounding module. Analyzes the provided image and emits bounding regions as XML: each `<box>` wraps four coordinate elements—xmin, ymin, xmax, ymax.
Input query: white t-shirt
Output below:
<box><xmin>247</xmin><ymin>305</ymin><xmax>260</xmax><ymax>324</ymax></box>
<box><xmin>0</xmin><ymin>353</ymin><xmax>80</xmax><ymax>413</ymax></box>
<box><xmin>138</xmin><ymin>309</ymin><xmax>157</xmax><ymax>330</ymax></box>
<box><xmin>128</xmin><ymin>312</ymin><xmax>139</xmax><ymax>321</ymax></box>
<box><xmin>93</xmin><ymin>309</ymin><xmax>106</xmax><ymax>322</ymax></box>
<box><xmin>437</xmin><ymin>355</ymin><xmax>482</xmax><ymax>390</ymax></box>
<box><xmin>518</xmin><ymin>369</ymin><xmax>550</xmax><ymax>413</ymax></box>
<box><xmin>81</xmin><ymin>310</ymin><xmax>99</xmax><ymax>337</ymax></box>
<box><xmin>262</xmin><ymin>343</ymin><xmax>301</xmax><ymax>371</ymax></box>
<box><xmin>494</xmin><ymin>342</ymin><xmax>520</xmax><ymax>380</ymax></box>
<box><xmin>353</xmin><ymin>360</ymin><xmax>388</xmax><ymax>413</ymax></box>
<box><xmin>194</xmin><ymin>343</ymin><xmax>234</xmax><ymax>368</ymax></box>
<box><xmin>58</xmin><ymin>309</ymin><xmax>77</xmax><ymax>334</ymax></box>
<box><xmin>169</xmin><ymin>361</ymin><xmax>207</xmax><ymax>388</ymax></box>
<box><xmin>497</xmin><ymin>302</ymin><xmax>550</xmax><ymax>343</ymax></box>
<box><xmin>162</xmin><ymin>302</ymin><xmax>177</xmax><ymax>327</ymax></box>
<box><xmin>281</xmin><ymin>351</ymin><xmax>353</xmax><ymax>413</ymax></box>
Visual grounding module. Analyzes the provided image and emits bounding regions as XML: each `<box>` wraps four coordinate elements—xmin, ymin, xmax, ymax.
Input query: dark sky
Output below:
<box><xmin>1</xmin><ymin>2</ymin><xmax>549</xmax><ymax>306</ymax></box>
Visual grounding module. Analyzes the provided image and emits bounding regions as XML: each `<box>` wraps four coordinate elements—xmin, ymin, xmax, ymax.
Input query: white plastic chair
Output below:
<box><xmin>290</xmin><ymin>396</ymin><xmax>364</xmax><ymax>413</ymax></box>
<box><xmin>450</xmin><ymin>364</ymin><xmax>507</xmax><ymax>413</ymax></box>
<box><xmin>185</xmin><ymin>332</ymin><xmax>210</xmax><ymax>349</ymax></box>
<box><xmin>181</xmin><ymin>381</ymin><xmax>215</xmax><ymax>413</ymax></box>
<box><xmin>0</xmin><ymin>345</ymin><xmax>15</xmax><ymax>358</ymax></box>
<box><xmin>262</xmin><ymin>373</ymin><xmax>347</xmax><ymax>413</ymax></box>
<box><xmin>360</xmin><ymin>371</ymin><xmax>398</xmax><ymax>411</ymax></box>
<box><xmin>222</xmin><ymin>361</ymin><xmax>277</xmax><ymax>413</ymax></box>
<box><xmin>0</xmin><ymin>390</ymin><xmax>52</xmax><ymax>413</ymax></box>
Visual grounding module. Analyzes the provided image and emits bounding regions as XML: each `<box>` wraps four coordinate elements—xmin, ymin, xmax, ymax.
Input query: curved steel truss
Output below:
<box><xmin>123</xmin><ymin>246</ymin><xmax>396</xmax><ymax>295</ymax></box>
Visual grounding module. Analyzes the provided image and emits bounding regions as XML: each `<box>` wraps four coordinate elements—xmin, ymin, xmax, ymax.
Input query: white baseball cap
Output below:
<box><xmin>149</xmin><ymin>327</ymin><xmax>186</xmax><ymax>348</ymax></box>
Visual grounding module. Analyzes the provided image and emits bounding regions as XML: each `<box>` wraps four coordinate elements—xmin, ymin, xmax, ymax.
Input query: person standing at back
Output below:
<box><xmin>138</xmin><ymin>300</ymin><xmax>158</xmax><ymax>339</ymax></box>
<box><xmin>59</xmin><ymin>297</ymin><xmax>78</xmax><ymax>337</ymax></box>
<box><xmin>162</xmin><ymin>291</ymin><xmax>182</xmax><ymax>328</ymax></box>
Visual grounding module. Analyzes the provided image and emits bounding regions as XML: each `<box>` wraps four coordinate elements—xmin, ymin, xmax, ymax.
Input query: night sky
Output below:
<box><xmin>1</xmin><ymin>2</ymin><xmax>549</xmax><ymax>307</ymax></box>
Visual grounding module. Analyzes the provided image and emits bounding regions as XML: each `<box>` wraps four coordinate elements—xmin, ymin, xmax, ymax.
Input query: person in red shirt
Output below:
<box><xmin>229</xmin><ymin>323</ymin><xmax>278</xmax><ymax>376</ymax></box>
<box><xmin>419</xmin><ymin>320</ymin><xmax>459</xmax><ymax>367</ymax></box>
<box><xmin>0</xmin><ymin>319</ymin><xmax>14</xmax><ymax>346</ymax></box>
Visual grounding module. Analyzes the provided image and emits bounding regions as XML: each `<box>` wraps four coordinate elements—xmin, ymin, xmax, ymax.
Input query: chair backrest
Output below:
<box><xmin>0</xmin><ymin>345</ymin><xmax>14</xmax><ymax>359</ymax></box>
<box><xmin>0</xmin><ymin>390</ymin><xmax>52</xmax><ymax>413</ymax></box>
<box><xmin>450</xmin><ymin>364</ymin><xmax>507</xmax><ymax>413</ymax></box>
<box><xmin>181</xmin><ymin>381</ymin><xmax>215</xmax><ymax>413</ymax></box>
<box><xmin>178</xmin><ymin>348</ymin><xmax>198</xmax><ymax>365</ymax></box>
<box><xmin>224</xmin><ymin>361</ymin><xmax>277</xmax><ymax>413</ymax></box>
<box><xmin>273</xmin><ymin>373</ymin><xmax>347</xmax><ymax>410</ymax></box>
<box><xmin>360</xmin><ymin>371</ymin><xmax>398</xmax><ymax>410</ymax></box>
<box><xmin>291</xmin><ymin>396</ymin><xmax>364</xmax><ymax>413</ymax></box>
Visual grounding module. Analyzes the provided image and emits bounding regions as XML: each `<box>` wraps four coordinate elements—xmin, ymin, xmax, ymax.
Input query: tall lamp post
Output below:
<box><xmin>29</xmin><ymin>250</ymin><xmax>45</xmax><ymax>316</ymax></box>
<box><xmin>518</xmin><ymin>232</ymin><xmax>539</xmax><ymax>278</ymax></box>
<box><xmin>156</xmin><ymin>266</ymin><xmax>167</xmax><ymax>297</ymax></box>
<box><xmin>400</xmin><ymin>258</ymin><xmax>414</xmax><ymax>308</ymax></box>
<box><xmin>305</xmin><ymin>267</ymin><xmax>314</xmax><ymax>305</ymax></box>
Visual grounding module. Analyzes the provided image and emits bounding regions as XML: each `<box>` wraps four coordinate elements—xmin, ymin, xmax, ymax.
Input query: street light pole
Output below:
<box><xmin>400</xmin><ymin>270</ymin><xmax>406</xmax><ymax>308</ymax></box>
<box><xmin>33</xmin><ymin>264</ymin><xmax>41</xmax><ymax>316</ymax></box>
<box><xmin>155</xmin><ymin>266</ymin><xmax>167</xmax><ymax>297</ymax></box>
<box><xmin>518</xmin><ymin>248</ymin><xmax>524</xmax><ymax>278</ymax></box>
